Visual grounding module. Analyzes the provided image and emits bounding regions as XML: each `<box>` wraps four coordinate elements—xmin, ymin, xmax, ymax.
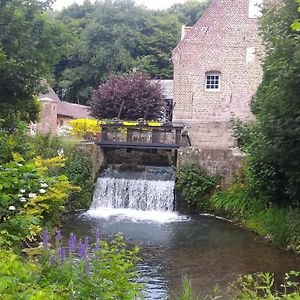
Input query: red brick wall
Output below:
<box><xmin>172</xmin><ymin>0</ymin><xmax>264</xmax><ymax>149</ymax></box>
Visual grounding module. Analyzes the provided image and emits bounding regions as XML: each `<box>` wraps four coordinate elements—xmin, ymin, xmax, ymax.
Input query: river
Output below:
<box><xmin>62</xmin><ymin>166</ymin><xmax>299</xmax><ymax>298</ymax></box>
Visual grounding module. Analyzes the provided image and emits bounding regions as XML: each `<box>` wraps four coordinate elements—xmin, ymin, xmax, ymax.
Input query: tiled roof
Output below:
<box><xmin>57</xmin><ymin>101</ymin><xmax>90</xmax><ymax>119</ymax></box>
<box><xmin>151</xmin><ymin>80</ymin><xmax>173</xmax><ymax>99</ymax></box>
<box><xmin>38</xmin><ymin>85</ymin><xmax>61</xmax><ymax>103</ymax></box>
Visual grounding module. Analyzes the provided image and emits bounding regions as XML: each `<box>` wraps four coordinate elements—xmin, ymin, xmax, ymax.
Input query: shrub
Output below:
<box><xmin>69</xmin><ymin>118</ymin><xmax>101</xmax><ymax>137</ymax></box>
<box><xmin>40</xmin><ymin>230</ymin><xmax>142</xmax><ymax>299</ymax></box>
<box><xmin>227</xmin><ymin>272</ymin><xmax>300</xmax><ymax>299</ymax></box>
<box><xmin>30</xmin><ymin>134</ymin><xmax>93</xmax><ymax>211</ymax></box>
<box><xmin>0</xmin><ymin>246</ymin><xmax>66</xmax><ymax>299</ymax></box>
<box><xmin>30</xmin><ymin>134</ymin><xmax>75</xmax><ymax>159</ymax></box>
<box><xmin>0</xmin><ymin>119</ymin><xmax>34</xmax><ymax>164</ymax></box>
<box><xmin>176</xmin><ymin>163</ymin><xmax>219</xmax><ymax>210</ymax></box>
<box><xmin>0</xmin><ymin>155</ymin><xmax>76</xmax><ymax>244</ymax></box>
<box><xmin>64</xmin><ymin>147</ymin><xmax>94</xmax><ymax>210</ymax></box>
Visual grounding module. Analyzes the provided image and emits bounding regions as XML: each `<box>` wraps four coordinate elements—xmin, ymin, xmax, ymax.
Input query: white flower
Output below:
<box><xmin>40</xmin><ymin>183</ymin><xmax>48</xmax><ymax>188</ymax></box>
<box><xmin>20</xmin><ymin>189</ymin><xmax>25</xmax><ymax>193</ymax></box>
<box><xmin>8</xmin><ymin>206</ymin><xmax>16</xmax><ymax>211</ymax></box>
<box><xmin>20</xmin><ymin>197</ymin><xmax>27</xmax><ymax>202</ymax></box>
<box><xmin>28</xmin><ymin>193</ymin><xmax>37</xmax><ymax>198</ymax></box>
<box><xmin>18</xmin><ymin>194</ymin><xmax>23</xmax><ymax>198</ymax></box>
<box><xmin>39</xmin><ymin>189</ymin><xmax>46</xmax><ymax>194</ymax></box>
<box><xmin>57</xmin><ymin>149</ymin><xmax>64</xmax><ymax>156</ymax></box>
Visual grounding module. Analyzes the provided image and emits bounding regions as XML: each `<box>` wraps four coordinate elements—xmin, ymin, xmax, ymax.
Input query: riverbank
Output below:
<box><xmin>176</xmin><ymin>164</ymin><xmax>300</xmax><ymax>255</ymax></box>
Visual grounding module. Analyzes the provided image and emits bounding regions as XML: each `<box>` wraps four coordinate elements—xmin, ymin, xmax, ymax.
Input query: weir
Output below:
<box><xmin>90</xmin><ymin>166</ymin><xmax>175</xmax><ymax>212</ymax></box>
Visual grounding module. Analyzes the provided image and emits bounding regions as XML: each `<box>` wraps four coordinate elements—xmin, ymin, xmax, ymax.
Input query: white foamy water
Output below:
<box><xmin>86</xmin><ymin>208</ymin><xmax>184</xmax><ymax>223</ymax></box>
<box><xmin>88</xmin><ymin>167</ymin><xmax>184</xmax><ymax>223</ymax></box>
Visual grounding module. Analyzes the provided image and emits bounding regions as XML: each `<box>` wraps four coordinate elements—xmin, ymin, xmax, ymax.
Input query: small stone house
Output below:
<box><xmin>172</xmin><ymin>0</ymin><xmax>264</xmax><ymax>149</ymax></box>
<box><xmin>35</xmin><ymin>86</ymin><xmax>90</xmax><ymax>134</ymax></box>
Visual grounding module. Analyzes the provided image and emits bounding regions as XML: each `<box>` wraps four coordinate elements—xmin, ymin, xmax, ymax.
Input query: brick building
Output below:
<box><xmin>172</xmin><ymin>0</ymin><xmax>264</xmax><ymax>149</ymax></box>
<box><xmin>35</xmin><ymin>86</ymin><xmax>90</xmax><ymax>134</ymax></box>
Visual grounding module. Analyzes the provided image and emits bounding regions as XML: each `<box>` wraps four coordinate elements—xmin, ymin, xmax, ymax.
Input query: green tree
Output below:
<box><xmin>53</xmin><ymin>0</ymin><xmax>181</xmax><ymax>105</ymax></box>
<box><xmin>169</xmin><ymin>0</ymin><xmax>212</xmax><ymax>26</ymax></box>
<box><xmin>0</xmin><ymin>0</ymin><xmax>67</xmax><ymax>123</ymax></box>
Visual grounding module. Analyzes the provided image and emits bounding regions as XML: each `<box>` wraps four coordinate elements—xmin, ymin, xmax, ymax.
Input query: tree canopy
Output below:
<box><xmin>89</xmin><ymin>73</ymin><xmax>166</xmax><ymax>121</ymax></box>
<box><xmin>0</xmin><ymin>0</ymin><xmax>67</xmax><ymax>123</ymax></box>
<box><xmin>51</xmin><ymin>0</ymin><xmax>210</xmax><ymax>105</ymax></box>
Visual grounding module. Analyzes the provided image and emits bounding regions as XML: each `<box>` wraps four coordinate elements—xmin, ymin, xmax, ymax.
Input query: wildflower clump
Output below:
<box><xmin>40</xmin><ymin>229</ymin><xmax>142</xmax><ymax>299</ymax></box>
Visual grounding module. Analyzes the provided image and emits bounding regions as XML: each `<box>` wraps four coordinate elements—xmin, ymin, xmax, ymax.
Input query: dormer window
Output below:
<box><xmin>205</xmin><ymin>72</ymin><xmax>220</xmax><ymax>91</ymax></box>
<box><xmin>249</xmin><ymin>0</ymin><xmax>263</xmax><ymax>18</ymax></box>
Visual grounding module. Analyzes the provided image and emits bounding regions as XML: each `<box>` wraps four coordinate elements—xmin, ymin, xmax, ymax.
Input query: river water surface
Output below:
<box><xmin>63</xmin><ymin>210</ymin><xmax>300</xmax><ymax>299</ymax></box>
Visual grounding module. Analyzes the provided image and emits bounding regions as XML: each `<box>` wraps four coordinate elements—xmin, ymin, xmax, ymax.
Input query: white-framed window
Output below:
<box><xmin>248</xmin><ymin>0</ymin><xmax>263</xmax><ymax>18</ymax></box>
<box><xmin>205</xmin><ymin>72</ymin><xmax>220</xmax><ymax>91</ymax></box>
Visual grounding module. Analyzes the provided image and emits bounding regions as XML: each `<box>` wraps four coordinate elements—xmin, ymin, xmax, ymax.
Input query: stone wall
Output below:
<box><xmin>178</xmin><ymin>147</ymin><xmax>245</xmax><ymax>180</ymax></box>
<box><xmin>79</xmin><ymin>143</ymin><xmax>105</xmax><ymax>179</ymax></box>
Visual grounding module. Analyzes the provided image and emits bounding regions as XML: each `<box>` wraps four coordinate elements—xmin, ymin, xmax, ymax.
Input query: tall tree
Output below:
<box><xmin>0</xmin><ymin>0</ymin><xmax>67</xmax><ymax>123</ymax></box>
<box><xmin>52</xmin><ymin>0</ymin><xmax>181</xmax><ymax>105</ymax></box>
<box><xmin>169</xmin><ymin>0</ymin><xmax>212</xmax><ymax>26</ymax></box>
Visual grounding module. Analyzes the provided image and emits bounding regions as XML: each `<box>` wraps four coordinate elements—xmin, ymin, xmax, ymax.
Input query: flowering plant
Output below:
<box><xmin>0</xmin><ymin>155</ymin><xmax>77</xmax><ymax>244</ymax></box>
<box><xmin>40</xmin><ymin>229</ymin><xmax>142</xmax><ymax>299</ymax></box>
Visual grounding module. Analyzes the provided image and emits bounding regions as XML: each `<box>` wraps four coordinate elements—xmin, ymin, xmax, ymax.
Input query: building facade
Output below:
<box><xmin>172</xmin><ymin>0</ymin><xmax>264</xmax><ymax>149</ymax></box>
<box><xmin>35</xmin><ymin>86</ymin><xmax>90</xmax><ymax>134</ymax></box>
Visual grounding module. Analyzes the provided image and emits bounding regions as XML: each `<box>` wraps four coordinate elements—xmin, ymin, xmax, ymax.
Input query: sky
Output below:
<box><xmin>52</xmin><ymin>0</ymin><xmax>187</xmax><ymax>11</ymax></box>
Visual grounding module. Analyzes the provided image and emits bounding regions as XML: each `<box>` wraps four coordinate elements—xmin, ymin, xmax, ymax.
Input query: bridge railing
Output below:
<box><xmin>85</xmin><ymin>122</ymin><xmax>185</xmax><ymax>149</ymax></box>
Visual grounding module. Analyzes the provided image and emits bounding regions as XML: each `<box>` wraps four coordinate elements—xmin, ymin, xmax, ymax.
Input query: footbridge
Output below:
<box><xmin>84</xmin><ymin>121</ymin><xmax>187</xmax><ymax>150</ymax></box>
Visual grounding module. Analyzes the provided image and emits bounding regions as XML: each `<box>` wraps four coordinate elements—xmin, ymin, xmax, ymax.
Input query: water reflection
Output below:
<box><xmin>63</xmin><ymin>211</ymin><xmax>300</xmax><ymax>299</ymax></box>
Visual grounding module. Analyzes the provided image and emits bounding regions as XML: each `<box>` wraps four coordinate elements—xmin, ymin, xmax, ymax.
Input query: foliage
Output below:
<box><xmin>176</xmin><ymin>163</ymin><xmax>219</xmax><ymax>210</ymax></box>
<box><xmin>52</xmin><ymin>0</ymin><xmax>181</xmax><ymax>104</ymax></box>
<box><xmin>0</xmin><ymin>0</ymin><xmax>68</xmax><ymax>123</ymax></box>
<box><xmin>169</xmin><ymin>0</ymin><xmax>212</xmax><ymax>26</ymax></box>
<box><xmin>0</xmin><ymin>155</ymin><xmax>76</xmax><ymax>245</ymax></box>
<box><xmin>51</xmin><ymin>0</ymin><xmax>211</xmax><ymax>105</ymax></box>
<box><xmin>31</xmin><ymin>133</ymin><xmax>75</xmax><ymax>159</ymax></box>
<box><xmin>232</xmin><ymin>0</ymin><xmax>300</xmax><ymax>207</ymax></box>
<box><xmin>173</xmin><ymin>274</ymin><xmax>199</xmax><ymax>300</ymax></box>
<box><xmin>177</xmin><ymin>272</ymin><xmax>300</xmax><ymax>299</ymax></box>
<box><xmin>0</xmin><ymin>119</ymin><xmax>34</xmax><ymax>164</ymax></box>
<box><xmin>30</xmin><ymin>133</ymin><xmax>93</xmax><ymax>210</ymax></box>
<box><xmin>211</xmin><ymin>185</ymin><xmax>300</xmax><ymax>251</ymax></box>
<box><xmin>70</xmin><ymin>118</ymin><xmax>101</xmax><ymax>136</ymax></box>
<box><xmin>90</xmin><ymin>73</ymin><xmax>166</xmax><ymax>121</ymax></box>
<box><xmin>40</xmin><ymin>230</ymin><xmax>142</xmax><ymax>299</ymax></box>
<box><xmin>64</xmin><ymin>147</ymin><xmax>93</xmax><ymax>210</ymax></box>
<box><xmin>226</xmin><ymin>271</ymin><xmax>300</xmax><ymax>300</ymax></box>
<box><xmin>0</xmin><ymin>246</ymin><xmax>66</xmax><ymax>299</ymax></box>
<box><xmin>211</xmin><ymin>184</ymin><xmax>257</xmax><ymax>219</ymax></box>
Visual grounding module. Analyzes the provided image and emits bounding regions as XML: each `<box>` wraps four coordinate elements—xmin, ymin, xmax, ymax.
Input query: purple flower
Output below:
<box><xmin>78</xmin><ymin>239</ymin><xmax>85</xmax><ymax>259</ymax></box>
<box><xmin>56</xmin><ymin>228</ymin><xmax>62</xmax><ymax>241</ymax></box>
<box><xmin>49</xmin><ymin>255</ymin><xmax>55</xmax><ymax>265</ymax></box>
<box><xmin>84</xmin><ymin>236</ymin><xmax>89</xmax><ymax>250</ymax></box>
<box><xmin>42</xmin><ymin>229</ymin><xmax>49</xmax><ymax>250</ymax></box>
<box><xmin>69</xmin><ymin>233</ymin><xmax>77</xmax><ymax>253</ymax></box>
<box><xmin>58</xmin><ymin>246</ymin><xmax>66</xmax><ymax>261</ymax></box>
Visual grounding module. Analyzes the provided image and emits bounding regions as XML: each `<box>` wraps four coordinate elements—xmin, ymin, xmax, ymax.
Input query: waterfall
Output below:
<box><xmin>90</xmin><ymin>167</ymin><xmax>175</xmax><ymax>212</ymax></box>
